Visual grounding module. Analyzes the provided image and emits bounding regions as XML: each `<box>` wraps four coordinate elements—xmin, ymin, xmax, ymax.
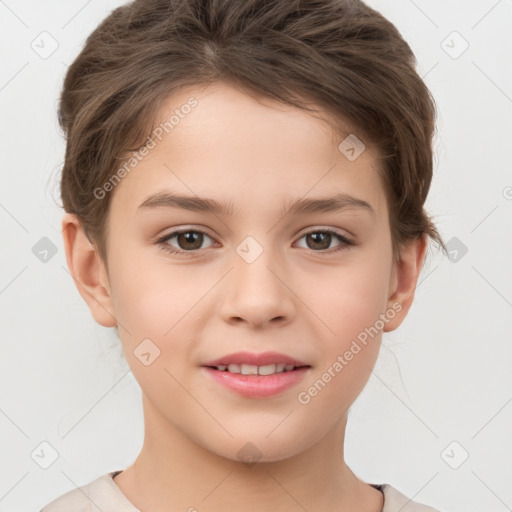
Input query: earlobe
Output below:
<box><xmin>61</xmin><ymin>213</ymin><xmax>117</xmax><ymax>328</ymax></box>
<box><xmin>383</xmin><ymin>234</ymin><xmax>428</xmax><ymax>332</ymax></box>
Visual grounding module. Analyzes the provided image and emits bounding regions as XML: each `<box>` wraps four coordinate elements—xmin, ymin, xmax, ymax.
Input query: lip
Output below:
<box><xmin>201</xmin><ymin>366</ymin><xmax>311</xmax><ymax>398</ymax></box>
<box><xmin>201</xmin><ymin>351</ymin><xmax>309</xmax><ymax>367</ymax></box>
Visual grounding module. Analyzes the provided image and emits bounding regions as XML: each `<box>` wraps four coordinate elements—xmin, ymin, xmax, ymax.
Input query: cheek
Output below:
<box><xmin>311</xmin><ymin>254</ymin><xmax>391</xmax><ymax>342</ymax></box>
<box><xmin>108</xmin><ymin>262</ymin><xmax>199</xmax><ymax>403</ymax></box>
<box><xmin>107</xmin><ymin>249</ymin><xmax>212</xmax><ymax>373</ymax></box>
<box><xmin>300</xmin><ymin>249</ymin><xmax>391</xmax><ymax>396</ymax></box>
<box><xmin>108</xmin><ymin>243</ymin><xmax>201</xmax><ymax>333</ymax></box>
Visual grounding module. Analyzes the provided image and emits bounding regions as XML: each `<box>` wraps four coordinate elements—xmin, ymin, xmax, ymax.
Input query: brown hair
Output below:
<box><xmin>58</xmin><ymin>0</ymin><xmax>446</xmax><ymax>268</ymax></box>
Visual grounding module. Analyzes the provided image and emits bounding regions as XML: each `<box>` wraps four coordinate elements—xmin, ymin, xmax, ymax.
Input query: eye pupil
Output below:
<box><xmin>307</xmin><ymin>232</ymin><xmax>331</xmax><ymax>250</ymax></box>
<box><xmin>178</xmin><ymin>231</ymin><xmax>203</xmax><ymax>250</ymax></box>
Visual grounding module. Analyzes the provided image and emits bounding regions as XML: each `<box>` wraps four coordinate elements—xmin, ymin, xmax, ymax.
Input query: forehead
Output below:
<box><xmin>108</xmin><ymin>82</ymin><xmax>388</xmax><ymax>221</ymax></box>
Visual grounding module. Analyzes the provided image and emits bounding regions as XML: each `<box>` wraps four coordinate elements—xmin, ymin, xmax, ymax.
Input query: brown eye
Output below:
<box><xmin>305</xmin><ymin>232</ymin><xmax>332</xmax><ymax>250</ymax></box>
<box><xmin>296</xmin><ymin>229</ymin><xmax>354</xmax><ymax>253</ymax></box>
<box><xmin>175</xmin><ymin>231</ymin><xmax>204</xmax><ymax>250</ymax></box>
<box><xmin>157</xmin><ymin>229</ymin><xmax>215</xmax><ymax>254</ymax></box>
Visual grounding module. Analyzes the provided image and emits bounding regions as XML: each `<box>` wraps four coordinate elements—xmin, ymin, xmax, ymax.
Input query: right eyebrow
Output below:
<box><xmin>137</xmin><ymin>191</ymin><xmax>234</xmax><ymax>216</ymax></box>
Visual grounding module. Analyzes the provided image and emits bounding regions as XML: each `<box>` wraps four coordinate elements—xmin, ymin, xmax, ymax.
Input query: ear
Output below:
<box><xmin>61</xmin><ymin>213</ymin><xmax>117</xmax><ymax>328</ymax></box>
<box><xmin>383</xmin><ymin>234</ymin><xmax>428</xmax><ymax>332</ymax></box>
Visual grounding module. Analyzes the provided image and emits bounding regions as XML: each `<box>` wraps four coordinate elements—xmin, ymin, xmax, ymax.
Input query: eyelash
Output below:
<box><xmin>155</xmin><ymin>228</ymin><xmax>355</xmax><ymax>256</ymax></box>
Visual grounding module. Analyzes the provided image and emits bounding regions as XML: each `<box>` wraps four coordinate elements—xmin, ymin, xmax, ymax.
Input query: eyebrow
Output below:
<box><xmin>137</xmin><ymin>191</ymin><xmax>375</xmax><ymax>218</ymax></box>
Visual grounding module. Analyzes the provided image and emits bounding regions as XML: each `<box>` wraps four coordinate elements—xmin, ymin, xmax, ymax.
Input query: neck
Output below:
<box><xmin>113</xmin><ymin>394</ymin><xmax>383</xmax><ymax>512</ymax></box>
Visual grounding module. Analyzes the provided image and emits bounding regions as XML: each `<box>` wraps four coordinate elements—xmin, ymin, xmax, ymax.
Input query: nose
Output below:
<box><xmin>219</xmin><ymin>241</ymin><xmax>296</xmax><ymax>329</ymax></box>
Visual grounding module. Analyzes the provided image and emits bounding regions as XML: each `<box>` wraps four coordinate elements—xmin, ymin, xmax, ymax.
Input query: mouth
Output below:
<box><xmin>200</xmin><ymin>351</ymin><xmax>312</xmax><ymax>397</ymax></box>
<box><xmin>200</xmin><ymin>362</ymin><xmax>312</xmax><ymax>398</ymax></box>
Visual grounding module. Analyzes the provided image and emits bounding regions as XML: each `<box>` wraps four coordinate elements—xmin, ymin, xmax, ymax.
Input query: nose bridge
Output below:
<box><xmin>220</xmin><ymin>234</ymin><xmax>295</xmax><ymax>327</ymax></box>
<box><xmin>235</xmin><ymin>237</ymin><xmax>278</xmax><ymax>291</ymax></box>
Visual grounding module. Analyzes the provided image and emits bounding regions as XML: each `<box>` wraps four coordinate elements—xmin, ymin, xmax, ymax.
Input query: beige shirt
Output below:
<box><xmin>40</xmin><ymin>470</ymin><xmax>442</xmax><ymax>512</ymax></box>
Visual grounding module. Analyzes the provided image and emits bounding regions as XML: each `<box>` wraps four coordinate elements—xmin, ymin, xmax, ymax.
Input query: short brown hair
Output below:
<box><xmin>58</xmin><ymin>0</ymin><xmax>446</xmax><ymax>267</ymax></box>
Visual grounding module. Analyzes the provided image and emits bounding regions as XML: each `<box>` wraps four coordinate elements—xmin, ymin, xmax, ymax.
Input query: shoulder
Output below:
<box><xmin>375</xmin><ymin>483</ymin><xmax>443</xmax><ymax>512</ymax></box>
<box><xmin>39</xmin><ymin>471</ymin><xmax>140</xmax><ymax>512</ymax></box>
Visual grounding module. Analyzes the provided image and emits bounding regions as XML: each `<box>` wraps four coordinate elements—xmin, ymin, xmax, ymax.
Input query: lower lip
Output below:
<box><xmin>201</xmin><ymin>366</ymin><xmax>310</xmax><ymax>398</ymax></box>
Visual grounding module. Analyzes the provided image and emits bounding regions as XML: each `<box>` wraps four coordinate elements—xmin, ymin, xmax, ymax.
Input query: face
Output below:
<box><xmin>71</xmin><ymin>81</ymin><xmax>419</xmax><ymax>463</ymax></box>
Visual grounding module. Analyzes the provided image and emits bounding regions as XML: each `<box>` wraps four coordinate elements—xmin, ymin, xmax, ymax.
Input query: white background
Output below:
<box><xmin>1</xmin><ymin>1</ymin><xmax>511</xmax><ymax>511</ymax></box>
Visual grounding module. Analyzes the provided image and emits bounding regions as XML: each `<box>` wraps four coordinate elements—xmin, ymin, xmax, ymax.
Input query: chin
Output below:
<box><xmin>204</xmin><ymin>434</ymin><xmax>307</xmax><ymax>466</ymax></box>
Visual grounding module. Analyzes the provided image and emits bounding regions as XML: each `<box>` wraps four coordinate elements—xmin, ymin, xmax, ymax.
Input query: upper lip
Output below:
<box><xmin>202</xmin><ymin>351</ymin><xmax>310</xmax><ymax>367</ymax></box>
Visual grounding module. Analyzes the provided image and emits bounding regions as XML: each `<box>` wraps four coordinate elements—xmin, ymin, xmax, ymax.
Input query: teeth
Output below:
<box><xmin>240</xmin><ymin>364</ymin><xmax>258</xmax><ymax>375</ymax></box>
<box><xmin>214</xmin><ymin>363</ymin><xmax>298</xmax><ymax>375</ymax></box>
<box><xmin>258</xmin><ymin>364</ymin><xmax>277</xmax><ymax>376</ymax></box>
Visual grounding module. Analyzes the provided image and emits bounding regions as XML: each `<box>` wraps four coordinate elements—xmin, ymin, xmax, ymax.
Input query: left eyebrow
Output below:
<box><xmin>280</xmin><ymin>193</ymin><xmax>375</xmax><ymax>218</ymax></box>
<box><xmin>137</xmin><ymin>191</ymin><xmax>375</xmax><ymax>218</ymax></box>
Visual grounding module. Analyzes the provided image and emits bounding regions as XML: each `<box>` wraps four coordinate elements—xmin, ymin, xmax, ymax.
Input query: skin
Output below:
<box><xmin>62</xmin><ymin>81</ymin><xmax>427</xmax><ymax>512</ymax></box>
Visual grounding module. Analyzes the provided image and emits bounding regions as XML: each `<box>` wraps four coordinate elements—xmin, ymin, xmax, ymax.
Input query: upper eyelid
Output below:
<box><xmin>157</xmin><ymin>227</ymin><xmax>216</xmax><ymax>242</ymax></box>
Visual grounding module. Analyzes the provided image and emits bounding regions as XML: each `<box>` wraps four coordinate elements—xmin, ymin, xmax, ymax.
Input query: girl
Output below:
<box><xmin>41</xmin><ymin>0</ymin><xmax>446</xmax><ymax>510</ymax></box>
